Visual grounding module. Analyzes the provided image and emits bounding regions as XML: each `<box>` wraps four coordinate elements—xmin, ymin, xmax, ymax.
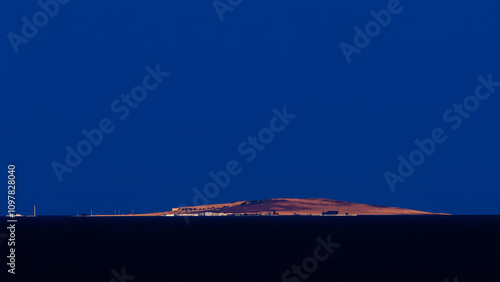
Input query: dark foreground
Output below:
<box><xmin>1</xmin><ymin>215</ymin><xmax>499</xmax><ymax>282</ymax></box>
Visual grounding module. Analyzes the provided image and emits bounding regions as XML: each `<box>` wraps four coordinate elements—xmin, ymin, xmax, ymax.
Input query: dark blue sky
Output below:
<box><xmin>2</xmin><ymin>0</ymin><xmax>500</xmax><ymax>215</ymax></box>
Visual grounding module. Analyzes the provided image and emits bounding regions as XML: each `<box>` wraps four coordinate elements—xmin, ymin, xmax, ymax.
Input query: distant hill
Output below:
<box><xmin>115</xmin><ymin>198</ymin><xmax>449</xmax><ymax>216</ymax></box>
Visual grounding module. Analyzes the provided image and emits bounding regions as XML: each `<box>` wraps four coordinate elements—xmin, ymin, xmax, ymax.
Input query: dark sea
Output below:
<box><xmin>1</xmin><ymin>215</ymin><xmax>499</xmax><ymax>282</ymax></box>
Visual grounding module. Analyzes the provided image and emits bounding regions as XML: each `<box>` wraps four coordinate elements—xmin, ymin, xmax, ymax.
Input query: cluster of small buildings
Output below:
<box><xmin>167</xmin><ymin>207</ymin><xmax>285</xmax><ymax>217</ymax></box>
<box><xmin>165</xmin><ymin>211</ymin><xmax>237</xmax><ymax>217</ymax></box>
<box><xmin>321</xmin><ymin>211</ymin><xmax>357</xmax><ymax>216</ymax></box>
<box><xmin>164</xmin><ymin>208</ymin><xmax>357</xmax><ymax>217</ymax></box>
<box><xmin>166</xmin><ymin>207</ymin><xmax>237</xmax><ymax>217</ymax></box>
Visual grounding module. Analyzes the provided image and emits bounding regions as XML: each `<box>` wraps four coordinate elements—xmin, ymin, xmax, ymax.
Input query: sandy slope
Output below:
<box><xmin>106</xmin><ymin>198</ymin><xmax>449</xmax><ymax>216</ymax></box>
